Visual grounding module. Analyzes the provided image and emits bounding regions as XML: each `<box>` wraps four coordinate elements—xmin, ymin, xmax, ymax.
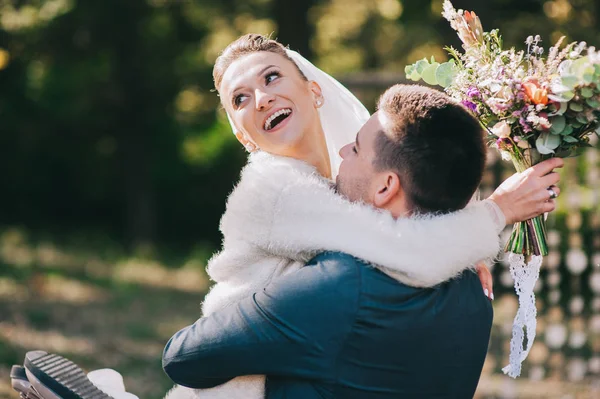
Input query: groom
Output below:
<box><xmin>162</xmin><ymin>85</ymin><xmax>562</xmax><ymax>398</ymax></box>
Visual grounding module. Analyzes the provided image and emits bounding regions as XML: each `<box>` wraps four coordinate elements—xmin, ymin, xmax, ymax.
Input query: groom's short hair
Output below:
<box><xmin>374</xmin><ymin>84</ymin><xmax>486</xmax><ymax>214</ymax></box>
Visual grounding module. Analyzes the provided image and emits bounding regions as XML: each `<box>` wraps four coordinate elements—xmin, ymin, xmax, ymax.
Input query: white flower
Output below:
<box><xmin>491</xmin><ymin>121</ymin><xmax>512</xmax><ymax>138</ymax></box>
<box><xmin>501</xmin><ymin>151</ymin><xmax>512</xmax><ymax>161</ymax></box>
<box><xmin>538</xmin><ymin>117</ymin><xmax>551</xmax><ymax>130</ymax></box>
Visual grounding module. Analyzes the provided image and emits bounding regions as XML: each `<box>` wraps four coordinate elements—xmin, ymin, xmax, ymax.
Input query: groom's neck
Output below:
<box><xmin>380</xmin><ymin>198</ymin><xmax>411</xmax><ymax>220</ymax></box>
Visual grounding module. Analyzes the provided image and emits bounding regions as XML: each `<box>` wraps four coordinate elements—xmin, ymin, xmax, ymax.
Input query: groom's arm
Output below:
<box><xmin>162</xmin><ymin>253</ymin><xmax>361</xmax><ymax>389</ymax></box>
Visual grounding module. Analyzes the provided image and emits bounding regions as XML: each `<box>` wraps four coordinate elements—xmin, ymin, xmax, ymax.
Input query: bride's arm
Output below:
<box><xmin>222</xmin><ymin>154</ymin><xmax>558</xmax><ymax>288</ymax></box>
<box><xmin>222</xmin><ymin>157</ymin><xmax>502</xmax><ymax>287</ymax></box>
<box><xmin>268</xmin><ymin>181</ymin><xmax>503</xmax><ymax>287</ymax></box>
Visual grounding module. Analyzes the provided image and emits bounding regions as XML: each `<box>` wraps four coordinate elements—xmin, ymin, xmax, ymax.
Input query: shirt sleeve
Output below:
<box><xmin>162</xmin><ymin>255</ymin><xmax>361</xmax><ymax>389</ymax></box>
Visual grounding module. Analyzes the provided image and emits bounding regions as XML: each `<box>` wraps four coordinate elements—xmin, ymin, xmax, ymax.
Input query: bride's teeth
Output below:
<box><xmin>264</xmin><ymin>109</ymin><xmax>291</xmax><ymax>131</ymax></box>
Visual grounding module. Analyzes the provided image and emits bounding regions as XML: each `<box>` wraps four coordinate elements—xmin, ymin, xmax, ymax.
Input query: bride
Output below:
<box><xmin>163</xmin><ymin>34</ymin><xmax>559</xmax><ymax>399</ymax></box>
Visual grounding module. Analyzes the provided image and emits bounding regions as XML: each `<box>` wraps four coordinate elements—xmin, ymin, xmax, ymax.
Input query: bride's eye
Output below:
<box><xmin>265</xmin><ymin>71</ymin><xmax>280</xmax><ymax>84</ymax></box>
<box><xmin>233</xmin><ymin>94</ymin><xmax>247</xmax><ymax>107</ymax></box>
<box><xmin>352</xmin><ymin>145</ymin><xmax>358</xmax><ymax>154</ymax></box>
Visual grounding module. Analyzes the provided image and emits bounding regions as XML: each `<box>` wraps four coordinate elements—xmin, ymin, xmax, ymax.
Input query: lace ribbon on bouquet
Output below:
<box><xmin>502</xmin><ymin>253</ymin><xmax>542</xmax><ymax>378</ymax></box>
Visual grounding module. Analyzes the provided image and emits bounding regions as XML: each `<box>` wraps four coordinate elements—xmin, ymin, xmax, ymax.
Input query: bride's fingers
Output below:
<box><xmin>476</xmin><ymin>263</ymin><xmax>494</xmax><ymax>300</ymax></box>
<box><xmin>530</xmin><ymin>157</ymin><xmax>564</xmax><ymax>177</ymax></box>
<box><xmin>540</xmin><ymin>172</ymin><xmax>561</xmax><ymax>188</ymax></box>
<box><xmin>541</xmin><ymin>199</ymin><xmax>557</xmax><ymax>214</ymax></box>
<box><xmin>549</xmin><ymin>185</ymin><xmax>561</xmax><ymax>198</ymax></box>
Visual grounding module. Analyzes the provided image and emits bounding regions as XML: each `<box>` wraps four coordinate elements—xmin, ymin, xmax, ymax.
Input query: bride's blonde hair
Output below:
<box><xmin>213</xmin><ymin>34</ymin><xmax>307</xmax><ymax>92</ymax></box>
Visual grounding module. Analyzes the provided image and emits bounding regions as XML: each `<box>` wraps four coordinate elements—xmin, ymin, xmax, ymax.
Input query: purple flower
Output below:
<box><xmin>519</xmin><ymin>117</ymin><xmax>533</xmax><ymax>133</ymax></box>
<box><xmin>466</xmin><ymin>87</ymin><xmax>481</xmax><ymax>98</ymax></box>
<box><xmin>461</xmin><ymin>100</ymin><xmax>478</xmax><ymax>113</ymax></box>
<box><xmin>495</xmin><ymin>137</ymin><xmax>512</xmax><ymax>150</ymax></box>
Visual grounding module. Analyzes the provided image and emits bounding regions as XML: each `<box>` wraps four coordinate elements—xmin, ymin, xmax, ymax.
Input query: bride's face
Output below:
<box><xmin>220</xmin><ymin>51</ymin><xmax>323</xmax><ymax>155</ymax></box>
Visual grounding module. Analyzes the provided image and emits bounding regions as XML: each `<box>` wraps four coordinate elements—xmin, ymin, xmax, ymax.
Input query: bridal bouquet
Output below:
<box><xmin>406</xmin><ymin>0</ymin><xmax>600</xmax><ymax>378</ymax></box>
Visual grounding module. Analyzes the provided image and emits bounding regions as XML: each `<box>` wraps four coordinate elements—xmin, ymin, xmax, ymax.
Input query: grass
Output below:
<box><xmin>0</xmin><ymin>228</ymin><xmax>210</xmax><ymax>399</ymax></box>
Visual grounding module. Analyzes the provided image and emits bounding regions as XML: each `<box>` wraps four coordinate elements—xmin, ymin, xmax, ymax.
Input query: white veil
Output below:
<box><xmin>226</xmin><ymin>49</ymin><xmax>370</xmax><ymax>178</ymax></box>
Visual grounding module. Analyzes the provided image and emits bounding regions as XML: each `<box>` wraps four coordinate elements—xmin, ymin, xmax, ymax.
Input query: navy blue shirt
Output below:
<box><xmin>163</xmin><ymin>252</ymin><xmax>492</xmax><ymax>398</ymax></box>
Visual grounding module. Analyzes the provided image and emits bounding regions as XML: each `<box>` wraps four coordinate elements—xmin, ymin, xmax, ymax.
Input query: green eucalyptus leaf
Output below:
<box><xmin>560</xmin><ymin>125</ymin><xmax>574</xmax><ymax>136</ymax></box>
<box><xmin>421</xmin><ymin>62</ymin><xmax>440</xmax><ymax>86</ymax></box>
<box><xmin>561</xmin><ymin>75</ymin><xmax>579</xmax><ymax>89</ymax></box>
<box><xmin>536</xmin><ymin>132</ymin><xmax>561</xmax><ymax>154</ymax></box>
<box><xmin>415</xmin><ymin>59</ymin><xmax>430</xmax><ymax>74</ymax></box>
<box><xmin>556</xmin><ymin>101</ymin><xmax>569</xmax><ymax>115</ymax></box>
<box><xmin>549</xmin><ymin>115</ymin><xmax>566</xmax><ymax>134</ymax></box>
<box><xmin>570</xmin><ymin>102</ymin><xmax>584</xmax><ymax>112</ymax></box>
<box><xmin>587</xmin><ymin>98</ymin><xmax>600</xmax><ymax>108</ymax></box>
<box><xmin>405</xmin><ymin>65</ymin><xmax>422</xmax><ymax>81</ymax></box>
<box><xmin>571</xmin><ymin>57</ymin><xmax>594</xmax><ymax>79</ymax></box>
<box><xmin>562</xmin><ymin>135</ymin><xmax>579</xmax><ymax>143</ymax></box>
<box><xmin>581</xmin><ymin>87</ymin><xmax>594</xmax><ymax>98</ymax></box>
<box><xmin>435</xmin><ymin>62</ymin><xmax>457</xmax><ymax>88</ymax></box>
<box><xmin>549</xmin><ymin>91</ymin><xmax>575</xmax><ymax>102</ymax></box>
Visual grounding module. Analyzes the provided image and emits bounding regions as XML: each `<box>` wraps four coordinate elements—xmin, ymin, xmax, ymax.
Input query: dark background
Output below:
<box><xmin>0</xmin><ymin>1</ymin><xmax>599</xmax><ymax>398</ymax></box>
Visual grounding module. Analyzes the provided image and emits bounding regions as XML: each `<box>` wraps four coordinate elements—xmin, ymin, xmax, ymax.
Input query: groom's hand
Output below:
<box><xmin>488</xmin><ymin>157</ymin><xmax>564</xmax><ymax>225</ymax></box>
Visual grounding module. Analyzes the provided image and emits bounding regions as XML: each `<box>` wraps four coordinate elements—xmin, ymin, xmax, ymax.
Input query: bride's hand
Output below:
<box><xmin>475</xmin><ymin>262</ymin><xmax>493</xmax><ymax>300</ymax></box>
<box><xmin>488</xmin><ymin>157</ymin><xmax>564</xmax><ymax>225</ymax></box>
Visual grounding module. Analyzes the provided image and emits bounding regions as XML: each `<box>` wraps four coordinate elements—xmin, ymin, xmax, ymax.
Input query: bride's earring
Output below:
<box><xmin>245</xmin><ymin>142</ymin><xmax>258</xmax><ymax>152</ymax></box>
<box><xmin>316</xmin><ymin>98</ymin><xmax>323</xmax><ymax>108</ymax></box>
<box><xmin>235</xmin><ymin>131</ymin><xmax>259</xmax><ymax>153</ymax></box>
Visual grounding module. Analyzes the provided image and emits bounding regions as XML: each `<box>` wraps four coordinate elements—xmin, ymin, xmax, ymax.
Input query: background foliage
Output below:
<box><xmin>0</xmin><ymin>0</ymin><xmax>599</xmax><ymax>398</ymax></box>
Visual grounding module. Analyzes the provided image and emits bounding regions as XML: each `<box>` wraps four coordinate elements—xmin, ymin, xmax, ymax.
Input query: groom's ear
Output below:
<box><xmin>372</xmin><ymin>172</ymin><xmax>402</xmax><ymax>208</ymax></box>
<box><xmin>308</xmin><ymin>81</ymin><xmax>324</xmax><ymax>107</ymax></box>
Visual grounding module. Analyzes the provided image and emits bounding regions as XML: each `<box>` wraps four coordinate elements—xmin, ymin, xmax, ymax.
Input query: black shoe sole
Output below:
<box><xmin>24</xmin><ymin>351</ymin><xmax>113</xmax><ymax>399</ymax></box>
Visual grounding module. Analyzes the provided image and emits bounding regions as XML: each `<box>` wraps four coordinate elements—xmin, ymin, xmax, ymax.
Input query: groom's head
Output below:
<box><xmin>336</xmin><ymin>84</ymin><xmax>486</xmax><ymax>217</ymax></box>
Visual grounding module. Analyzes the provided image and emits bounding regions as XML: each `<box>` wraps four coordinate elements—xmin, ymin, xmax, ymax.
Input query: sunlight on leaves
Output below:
<box><xmin>0</xmin><ymin>324</ymin><xmax>95</xmax><ymax>356</ymax></box>
<box><xmin>376</xmin><ymin>0</ymin><xmax>403</xmax><ymax>20</ymax></box>
<box><xmin>42</xmin><ymin>275</ymin><xmax>110</xmax><ymax>304</ymax></box>
<box><xmin>543</xmin><ymin>0</ymin><xmax>572</xmax><ymax>23</ymax></box>
<box><xmin>0</xmin><ymin>0</ymin><xmax>72</xmax><ymax>32</ymax></box>
<box><xmin>176</xmin><ymin>87</ymin><xmax>205</xmax><ymax>114</ymax></box>
<box><xmin>406</xmin><ymin>43</ymin><xmax>448</xmax><ymax>67</ymax></box>
<box><xmin>114</xmin><ymin>259</ymin><xmax>209</xmax><ymax>294</ymax></box>
<box><xmin>0</xmin><ymin>48</ymin><xmax>9</xmax><ymax>71</ymax></box>
<box><xmin>0</xmin><ymin>277</ymin><xmax>26</xmax><ymax>300</ymax></box>
<box><xmin>181</xmin><ymin>116</ymin><xmax>236</xmax><ymax>166</ymax></box>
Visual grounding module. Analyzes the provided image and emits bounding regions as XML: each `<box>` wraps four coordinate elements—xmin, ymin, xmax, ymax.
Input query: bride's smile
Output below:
<box><xmin>219</xmin><ymin>51</ymin><xmax>330</xmax><ymax>173</ymax></box>
<box><xmin>263</xmin><ymin>108</ymin><xmax>292</xmax><ymax>132</ymax></box>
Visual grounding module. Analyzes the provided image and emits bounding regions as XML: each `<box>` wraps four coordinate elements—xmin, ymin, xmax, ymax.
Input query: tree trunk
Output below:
<box><xmin>112</xmin><ymin>0</ymin><xmax>157</xmax><ymax>248</ymax></box>
<box><xmin>272</xmin><ymin>0</ymin><xmax>316</xmax><ymax>59</ymax></box>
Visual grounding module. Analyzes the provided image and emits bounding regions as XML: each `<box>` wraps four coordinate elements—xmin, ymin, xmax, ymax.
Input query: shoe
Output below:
<box><xmin>10</xmin><ymin>365</ymin><xmax>42</xmax><ymax>399</ymax></box>
<box><xmin>24</xmin><ymin>350</ymin><xmax>112</xmax><ymax>399</ymax></box>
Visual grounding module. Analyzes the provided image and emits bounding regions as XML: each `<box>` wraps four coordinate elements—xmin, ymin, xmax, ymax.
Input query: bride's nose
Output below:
<box><xmin>255</xmin><ymin>89</ymin><xmax>275</xmax><ymax>111</ymax></box>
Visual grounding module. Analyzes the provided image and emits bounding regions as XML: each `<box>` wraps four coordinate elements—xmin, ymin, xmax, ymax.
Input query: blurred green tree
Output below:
<box><xmin>0</xmin><ymin>0</ymin><xmax>598</xmax><ymax>254</ymax></box>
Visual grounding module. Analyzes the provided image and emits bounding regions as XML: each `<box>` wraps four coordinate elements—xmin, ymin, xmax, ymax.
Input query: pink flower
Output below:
<box><xmin>491</xmin><ymin>121</ymin><xmax>512</xmax><ymax>138</ymax></box>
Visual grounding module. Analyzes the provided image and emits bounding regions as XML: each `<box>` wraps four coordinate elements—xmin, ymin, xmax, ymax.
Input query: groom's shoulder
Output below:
<box><xmin>307</xmin><ymin>251</ymin><xmax>365</xmax><ymax>272</ymax></box>
<box><xmin>302</xmin><ymin>252</ymin><xmax>367</xmax><ymax>289</ymax></box>
<box><xmin>306</xmin><ymin>251</ymin><xmax>400</xmax><ymax>286</ymax></box>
